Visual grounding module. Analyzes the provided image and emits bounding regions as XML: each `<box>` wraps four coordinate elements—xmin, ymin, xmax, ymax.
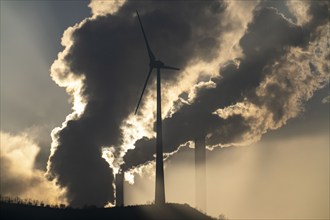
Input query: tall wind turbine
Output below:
<box><xmin>135</xmin><ymin>10</ymin><xmax>179</xmax><ymax>205</ymax></box>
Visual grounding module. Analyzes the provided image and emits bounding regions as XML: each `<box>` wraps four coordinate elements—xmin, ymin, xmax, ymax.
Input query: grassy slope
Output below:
<box><xmin>1</xmin><ymin>202</ymin><xmax>215</xmax><ymax>220</ymax></box>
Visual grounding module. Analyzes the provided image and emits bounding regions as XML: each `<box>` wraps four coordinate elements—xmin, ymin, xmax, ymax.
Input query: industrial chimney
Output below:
<box><xmin>116</xmin><ymin>170</ymin><xmax>124</xmax><ymax>207</ymax></box>
<box><xmin>195</xmin><ymin>136</ymin><xmax>206</xmax><ymax>212</ymax></box>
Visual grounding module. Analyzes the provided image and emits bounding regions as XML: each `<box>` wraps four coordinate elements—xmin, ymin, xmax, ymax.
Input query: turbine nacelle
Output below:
<box><xmin>150</xmin><ymin>60</ymin><xmax>164</xmax><ymax>68</ymax></box>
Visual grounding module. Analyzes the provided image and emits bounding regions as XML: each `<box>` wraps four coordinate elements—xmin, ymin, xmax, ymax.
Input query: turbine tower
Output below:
<box><xmin>135</xmin><ymin>10</ymin><xmax>179</xmax><ymax>205</ymax></box>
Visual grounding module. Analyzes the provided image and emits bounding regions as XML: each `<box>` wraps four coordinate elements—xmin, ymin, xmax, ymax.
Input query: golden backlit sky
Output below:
<box><xmin>0</xmin><ymin>1</ymin><xmax>329</xmax><ymax>219</ymax></box>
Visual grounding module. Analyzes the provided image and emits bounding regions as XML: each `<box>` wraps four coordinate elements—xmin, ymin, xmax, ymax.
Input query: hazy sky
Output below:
<box><xmin>0</xmin><ymin>1</ymin><xmax>329</xmax><ymax>219</ymax></box>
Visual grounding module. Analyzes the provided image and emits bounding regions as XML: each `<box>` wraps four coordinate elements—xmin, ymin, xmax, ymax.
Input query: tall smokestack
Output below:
<box><xmin>195</xmin><ymin>136</ymin><xmax>206</xmax><ymax>212</ymax></box>
<box><xmin>115</xmin><ymin>170</ymin><xmax>124</xmax><ymax>207</ymax></box>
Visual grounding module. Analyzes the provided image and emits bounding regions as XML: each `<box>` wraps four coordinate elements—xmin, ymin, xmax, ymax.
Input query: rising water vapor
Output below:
<box><xmin>46</xmin><ymin>0</ymin><xmax>329</xmax><ymax>206</ymax></box>
<box><xmin>124</xmin><ymin>1</ymin><xmax>329</xmax><ymax>171</ymax></box>
<box><xmin>47</xmin><ymin>0</ymin><xmax>231</xmax><ymax>206</ymax></box>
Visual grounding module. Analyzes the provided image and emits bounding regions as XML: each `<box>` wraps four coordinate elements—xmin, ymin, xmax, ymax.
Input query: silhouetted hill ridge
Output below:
<box><xmin>1</xmin><ymin>201</ymin><xmax>215</xmax><ymax>220</ymax></box>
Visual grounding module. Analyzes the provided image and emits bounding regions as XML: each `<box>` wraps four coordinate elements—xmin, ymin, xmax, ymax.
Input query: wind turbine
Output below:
<box><xmin>135</xmin><ymin>10</ymin><xmax>180</xmax><ymax>205</ymax></box>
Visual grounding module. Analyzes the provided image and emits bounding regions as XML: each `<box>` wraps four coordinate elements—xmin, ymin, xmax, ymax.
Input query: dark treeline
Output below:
<box><xmin>1</xmin><ymin>195</ymin><xmax>225</xmax><ymax>219</ymax></box>
<box><xmin>1</xmin><ymin>197</ymin><xmax>216</xmax><ymax>220</ymax></box>
<box><xmin>0</xmin><ymin>195</ymin><xmax>66</xmax><ymax>209</ymax></box>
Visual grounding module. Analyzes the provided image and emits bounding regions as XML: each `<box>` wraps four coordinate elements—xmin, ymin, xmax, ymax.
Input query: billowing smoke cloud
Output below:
<box><xmin>47</xmin><ymin>0</ymin><xmax>234</xmax><ymax>207</ymax></box>
<box><xmin>123</xmin><ymin>1</ymin><xmax>329</xmax><ymax>170</ymax></box>
<box><xmin>46</xmin><ymin>0</ymin><xmax>329</xmax><ymax>207</ymax></box>
<box><xmin>322</xmin><ymin>95</ymin><xmax>330</xmax><ymax>104</ymax></box>
<box><xmin>88</xmin><ymin>0</ymin><xmax>126</xmax><ymax>17</ymax></box>
<box><xmin>0</xmin><ymin>132</ymin><xmax>66</xmax><ymax>204</ymax></box>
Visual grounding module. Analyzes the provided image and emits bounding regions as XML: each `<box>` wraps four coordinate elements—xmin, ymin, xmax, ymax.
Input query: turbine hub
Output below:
<box><xmin>150</xmin><ymin>60</ymin><xmax>164</xmax><ymax>68</ymax></box>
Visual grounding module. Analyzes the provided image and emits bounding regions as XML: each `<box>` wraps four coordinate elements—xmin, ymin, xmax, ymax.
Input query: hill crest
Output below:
<box><xmin>1</xmin><ymin>201</ymin><xmax>215</xmax><ymax>220</ymax></box>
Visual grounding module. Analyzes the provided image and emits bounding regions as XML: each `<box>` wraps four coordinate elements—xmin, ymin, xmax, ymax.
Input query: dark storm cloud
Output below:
<box><xmin>123</xmin><ymin>2</ymin><xmax>329</xmax><ymax>170</ymax></box>
<box><xmin>47</xmin><ymin>0</ymin><xmax>229</xmax><ymax>207</ymax></box>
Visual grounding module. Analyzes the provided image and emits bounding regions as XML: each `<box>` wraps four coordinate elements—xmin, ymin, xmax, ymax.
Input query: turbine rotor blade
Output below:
<box><xmin>135</xmin><ymin>67</ymin><xmax>154</xmax><ymax>114</ymax></box>
<box><xmin>136</xmin><ymin>10</ymin><xmax>155</xmax><ymax>62</ymax></box>
<box><xmin>162</xmin><ymin>65</ymin><xmax>180</xmax><ymax>70</ymax></box>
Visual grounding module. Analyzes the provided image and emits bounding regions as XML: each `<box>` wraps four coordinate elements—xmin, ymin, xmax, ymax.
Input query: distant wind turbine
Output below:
<box><xmin>135</xmin><ymin>10</ymin><xmax>180</xmax><ymax>205</ymax></box>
